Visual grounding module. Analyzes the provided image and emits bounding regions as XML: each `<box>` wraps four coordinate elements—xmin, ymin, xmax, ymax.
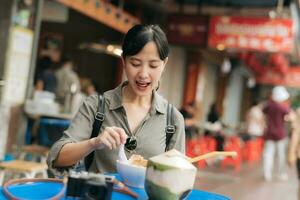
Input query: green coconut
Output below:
<box><xmin>145</xmin><ymin>149</ymin><xmax>197</xmax><ymax>200</ymax></box>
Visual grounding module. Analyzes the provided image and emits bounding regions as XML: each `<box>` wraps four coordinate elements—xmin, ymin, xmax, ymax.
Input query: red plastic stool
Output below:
<box><xmin>221</xmin><ymin>137</ymin><xmax>242</xmax><ymax>172</ymax></box>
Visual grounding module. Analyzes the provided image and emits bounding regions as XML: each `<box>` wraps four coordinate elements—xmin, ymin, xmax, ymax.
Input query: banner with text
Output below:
<box><xmin>208</xmin><ymin>16</ymin><xmax>294</xmax><ymax>53</ymax></box>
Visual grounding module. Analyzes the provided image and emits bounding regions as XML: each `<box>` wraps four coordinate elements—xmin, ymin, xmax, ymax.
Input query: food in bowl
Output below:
<box><xmin>116</xmin><ymin>154</ymin><xmax>147</xmax><ymax>188</ymax></box>
<box><xmin>145</xmin><ymin>149</ymin><xmax>197</xmax><ymax>200</ymax></box>
<box><xmin>128</xmin><ymin>154</ymin><xmax>148</xmax><ymax>167</ymax></box>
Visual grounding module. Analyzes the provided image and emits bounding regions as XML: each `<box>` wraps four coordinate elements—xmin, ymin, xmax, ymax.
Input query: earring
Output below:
<box><xmin>156</xmin><ymin>81</ymin><xmax>160</xmax><ymax>91</ymax></box>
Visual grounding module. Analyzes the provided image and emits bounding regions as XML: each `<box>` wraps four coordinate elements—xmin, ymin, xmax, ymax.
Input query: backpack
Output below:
<box><xmin>84</xmin><ymin>94</ymin><xmax>176</xmax><ymax>170</ymax></box>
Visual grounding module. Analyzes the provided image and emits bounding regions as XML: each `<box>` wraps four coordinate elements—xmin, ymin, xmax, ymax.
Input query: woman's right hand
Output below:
<box><xmin>89</xmin><ymin>126</ymin><xmax>128</xmax><ymax>150</ymax></box>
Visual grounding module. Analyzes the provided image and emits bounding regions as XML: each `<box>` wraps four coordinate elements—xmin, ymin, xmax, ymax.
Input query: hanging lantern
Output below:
<box><xmin>221</xmin><ymin>58</ymin><xmax>231</xmax><ymax>74</ymax></box>
<box><xmin>247</xmin><ymin>77</ymin><xmax>256</xmax><ymax>88</ymax></box>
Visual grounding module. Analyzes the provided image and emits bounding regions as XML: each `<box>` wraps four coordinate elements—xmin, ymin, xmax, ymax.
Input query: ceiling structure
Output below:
<box><xmin>173</xmin><ymin>0</ymin><xmax>292</xmax><ymax>7</ymax></box>
<box><xmin>114</xmin><ymin>0</ymin><xmax>294</xmax><ymax>22</ymax></box>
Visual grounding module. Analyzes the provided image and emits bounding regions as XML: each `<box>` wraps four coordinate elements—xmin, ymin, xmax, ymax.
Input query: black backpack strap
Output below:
<box><xmin>165</xmin><ymin>103</ymin><xmax>176</xmax><ymax>151</ymax></box>
<box><xmin>91</xmin><ymin>94</ymin><xmax>105</xmax><ymax>138</ymax></box>
<box><xmin>84</xmin><ymin>94</ymin><xmax>105</xmax><ymax>170</ymax></box>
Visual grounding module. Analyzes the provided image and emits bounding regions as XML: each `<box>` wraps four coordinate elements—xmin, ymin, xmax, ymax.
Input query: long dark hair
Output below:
<box><xmin>122</xmin><ymin>24</ymin><xmax>169</xmax><ymax>60</ymax></box>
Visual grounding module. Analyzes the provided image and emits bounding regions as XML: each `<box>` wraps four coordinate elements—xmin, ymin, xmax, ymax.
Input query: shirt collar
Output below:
<box><xmin>105</xmin><ymin>82</ymin><xmax>125</xmax><ymax>110</ymax></box>
<box><xmin>105</xmin><ymin>81</ymin><xmax>166</xmax><ymax>115</ymax></box>
<box><xmin>152</xmin><ymin>90</ymin><xmax>167</xmax><ymax>115</ymax></box>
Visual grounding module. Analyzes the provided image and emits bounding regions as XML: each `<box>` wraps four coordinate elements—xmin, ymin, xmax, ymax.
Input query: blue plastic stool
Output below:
<box><xmin>3</xmin><ymin>154</ymin><xmax>14</xmax><ymax>162</ymax></box>
<box><xmin>39</xmin><ymin>118</ymin><xmax>71</xmax><ymax>147</ymax></box>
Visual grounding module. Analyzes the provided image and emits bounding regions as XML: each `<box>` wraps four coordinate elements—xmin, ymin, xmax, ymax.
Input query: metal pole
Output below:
<box><xmin>26</xmin><ymin>0</ymin><xmax>44</xmax><ymax>99</ymax></box>
<box><xmin>276</xmin><ymin>0</ymin><xmax>284</xmax><ymax>17</ymax></box>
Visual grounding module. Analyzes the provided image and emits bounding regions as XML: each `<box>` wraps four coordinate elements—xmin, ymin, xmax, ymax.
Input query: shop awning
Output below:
<box><xmin>56</xmin><ymin>0</ymin><xmax>140</xmax><ymax>33</ymax></box>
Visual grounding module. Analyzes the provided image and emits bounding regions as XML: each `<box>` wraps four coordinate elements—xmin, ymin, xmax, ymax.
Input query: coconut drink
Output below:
<box><xmin>145</xmin><ymin>149</ymin><xmax>197</xmax><ymax>200</ymax></box>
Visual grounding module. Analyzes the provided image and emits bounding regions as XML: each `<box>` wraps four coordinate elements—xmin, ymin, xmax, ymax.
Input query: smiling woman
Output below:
<box><xmin>47</xmin><ymin>24</ymin><xmax>186</xmax><ymax>175</ymax></box>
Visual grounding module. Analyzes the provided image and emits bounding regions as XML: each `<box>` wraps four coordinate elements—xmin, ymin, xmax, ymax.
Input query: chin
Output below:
<box><xmin>135</xmin><ymin>90</ymin><xmax>152</xmax><ymax>97</ymax></box>
<box><xmin>133</xmin><ymin>87</ymin><xmax>153</xmax><ymax>96</ymax></box>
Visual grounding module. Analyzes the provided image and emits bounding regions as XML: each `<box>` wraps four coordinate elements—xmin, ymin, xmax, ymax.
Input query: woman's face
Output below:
<box><xmin>123</xmin><ymin>41</ymin><xmax>168</xmax><ymax>96</ymax></box>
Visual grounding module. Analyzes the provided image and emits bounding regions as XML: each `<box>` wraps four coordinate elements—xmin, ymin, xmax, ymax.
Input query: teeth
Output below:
<box><xmin>137</xmin><ymin>81</ymin><xmax>148</xmax><ymax>87</ymax></box>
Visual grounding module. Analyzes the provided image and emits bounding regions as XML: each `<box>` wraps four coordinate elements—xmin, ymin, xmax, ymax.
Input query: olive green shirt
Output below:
<box><xmin>47</xmin><ymin>82</ymin><xmax>185</xmax><ymax>175</ymax></box>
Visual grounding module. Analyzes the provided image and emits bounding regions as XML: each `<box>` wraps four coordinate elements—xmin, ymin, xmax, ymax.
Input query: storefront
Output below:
<box><xmin>207</xmin><ymin>15</ymin><xmax>296</xmax><ymax>126</ymax></box>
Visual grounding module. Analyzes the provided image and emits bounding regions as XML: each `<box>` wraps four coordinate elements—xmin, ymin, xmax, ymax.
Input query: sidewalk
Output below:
<box><xmin>194</xmin><ymin>161</ymin><xmax>297</xmax><ymax>200</ymax></box>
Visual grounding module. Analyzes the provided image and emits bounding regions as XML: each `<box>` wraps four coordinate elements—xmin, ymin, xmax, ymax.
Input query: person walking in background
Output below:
<box><xmin>288</xmin><ymin>108</ymin><xmax>300</xmax><ymax>200</ymax></box>
<box><xmin>180</xmin><ymin>101</ymin><xmax>199</xmax><ymax>139</ymax></box>
<box><xmin>263</xmin><ymin>86</ymin><xmax>290</xmax><ymax>181</ymax></box>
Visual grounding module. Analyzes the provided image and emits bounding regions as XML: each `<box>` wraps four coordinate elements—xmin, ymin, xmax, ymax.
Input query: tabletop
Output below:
<box><xmin>0</xmin><ymin>174</ymin><xmax>230</xmax><ymax>200</ymax></box>
<box><xmin>0</xmin><ymin>186</ymin><xmax>230</xmax><ymax>200</ymax></box>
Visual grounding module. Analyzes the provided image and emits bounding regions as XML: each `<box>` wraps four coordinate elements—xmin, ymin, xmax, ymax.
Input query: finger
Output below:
<box><xmin>105</xmin><ymin>133</ymin><xmax>117</xmax><ymax>149</ymax></box>
<box><xmin>113</xmin><ymin>127</ymin><xmax>128</xmax><ymax>144</ymax></box>
<box><xmin>100</xmin><ymin>137</ymin><xmax>112</xmax><ymax>150</ymax></box>
<box><xmin>107</xmin><ymin>127</ymin><xmax>121</xmax><ymax>146</ymax></box>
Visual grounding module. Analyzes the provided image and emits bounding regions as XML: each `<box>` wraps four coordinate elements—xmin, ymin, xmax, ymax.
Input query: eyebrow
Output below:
<box><xmin>129</xmin><ymin>57</ymin><xmax>141</xmax><ymax>62</ymax></box>
<box><xmin>129</xmin><ymin>57</ymin><xmax>161</xmax><ymax>62</ymax></box>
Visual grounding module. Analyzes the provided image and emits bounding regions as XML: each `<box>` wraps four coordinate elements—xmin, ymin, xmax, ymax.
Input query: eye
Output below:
<box><xmin>150</xmin><ymin>65</ymin><xmax>159</xmax><ymax>69</ymax></box>
<box><xmin>131</xmin><ymin>62</ymin><xmax>141</xmax><ymax>67</ymax></box>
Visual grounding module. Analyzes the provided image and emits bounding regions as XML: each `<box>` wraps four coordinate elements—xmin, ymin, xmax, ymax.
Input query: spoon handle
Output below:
<box><xmin>118</xmin><ymin>144</ymin><xmax>128</xmax><ymax>162</ymax></box>
<box><xmin>189</xmin><ymin>151</ymin><xmax>237</xmax><ymax>163</ymax></box>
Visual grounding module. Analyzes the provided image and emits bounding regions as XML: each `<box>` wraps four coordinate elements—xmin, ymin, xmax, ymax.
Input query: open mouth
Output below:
<box><xmin>136</xmin><ymin>81</ymin><xmax>151</xmax><ymax>89</ymax></box>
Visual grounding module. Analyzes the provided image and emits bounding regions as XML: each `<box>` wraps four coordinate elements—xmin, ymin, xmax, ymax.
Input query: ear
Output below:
<box><xmin>162</xmin><ymin>57</ymin><xmax>168</xmax><ymax>73</ymax></box>
<box><xmin>163</xmin><ymin>57</ymin><xmax>169</xmax><ymax>66</ymax></box>
<box><xmin>121</xmin><ymin>56</ymin><xmax>125</xmax><ymax>67</ymax></box>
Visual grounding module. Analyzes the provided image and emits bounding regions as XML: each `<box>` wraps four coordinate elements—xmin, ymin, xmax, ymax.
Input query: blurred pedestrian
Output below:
<box><xmin>180</xmin><ymin>101</ymin><xmax>199</xmax><ymax>139</ymax></box>
<box><xmin>205</xmin><ymin>103</ymin><xmax>225</xmax><ymax>151</ymax></box>
<box><xmin>34</xmin><ymin>56</ymin><xmax>57</xmax><ymax>93</ymax></box>
<box><xmin>80</xmin><ymin>78</ymin><xmax>98</xmax><ymax>96</ymax></box>
<box><xmin>55</xmin><ymin>55</ymin><xmax>81</xmax><ymax>104</ymax></box>
<box><xmin>242</xmin><ymin>100</ymin><xmax>265</xmax><ymax>141</ymax></box>
<box><xmin>288</xmin><ymin>108</ymin><xmax>300</xmax><ymax>199</ymax></box>
<box><xmin>86</xmin><ymin>80</ymin><xmax>98</xmax><ymax>96</ymax></box>
<box><xmin>263</xmin><ymin>86</ymin><xmax>290</xmax><ymax>181</ymax></box>
<box><xmin>207</xmin><ymin>103</ymin><xmax>220</xmax><ymax>123</ymax></box>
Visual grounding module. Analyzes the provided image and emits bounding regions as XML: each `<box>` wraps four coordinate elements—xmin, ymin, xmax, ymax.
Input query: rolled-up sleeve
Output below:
<box><xmin>169</xmin><ymin>108</ymin><xmax>186</xmax><ymax>154</ymax></box>
<box><xmin>47</xmin><ymin>95</ymin><xmax>98</xmax><ymax>175</ymax></box>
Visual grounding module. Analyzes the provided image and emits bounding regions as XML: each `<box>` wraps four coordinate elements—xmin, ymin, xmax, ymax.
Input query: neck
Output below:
<box><xmin>122</xmin><ymin>85</ymin><xmax>152</xmax><ymax>107</ymax></box>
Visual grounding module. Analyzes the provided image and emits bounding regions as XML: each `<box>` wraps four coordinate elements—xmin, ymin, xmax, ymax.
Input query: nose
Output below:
<box><xmin>138</xmin><ymin>66</ymin><xmax>149</xmax><ymax>78</ymax></box>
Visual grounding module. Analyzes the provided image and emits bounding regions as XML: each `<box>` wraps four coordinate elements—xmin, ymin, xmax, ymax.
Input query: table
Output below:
<box><xmin>0</xmin><ymin>174</ymin><xmax>230</xmax><ymax>200</ymax></box>
<box><xmin>24</xmin><ymin>103</ymin><xmax>73</xmax><ymax>145</ymax></box>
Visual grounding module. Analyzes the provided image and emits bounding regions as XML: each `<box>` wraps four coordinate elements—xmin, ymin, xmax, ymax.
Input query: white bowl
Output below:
<box><xmin>116</xmin><ymin>160</ymin><xmax>146</xmax><ymax>188</ymax></box>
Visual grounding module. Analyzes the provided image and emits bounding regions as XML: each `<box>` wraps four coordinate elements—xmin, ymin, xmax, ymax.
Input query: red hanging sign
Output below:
<box><xmin>256</xmin><ymin>67</ymin><xmax>300</xmax><ymax>88</ymax></box>
<box><xmin>208</xmin><ymin>16</ymin><xmax>294</xmax><ymax>53</ymax></box>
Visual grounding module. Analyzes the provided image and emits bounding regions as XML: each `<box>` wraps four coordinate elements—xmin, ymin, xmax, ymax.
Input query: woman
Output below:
<box><xmin>47</xmin><ymin>24</ymin><xmax>185</xmax><ymax>175</ymax></box>
<box><xmin>263</xmin><ymin>86</ymin><xmax>290</xmax><ymax>181</ymax></box>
